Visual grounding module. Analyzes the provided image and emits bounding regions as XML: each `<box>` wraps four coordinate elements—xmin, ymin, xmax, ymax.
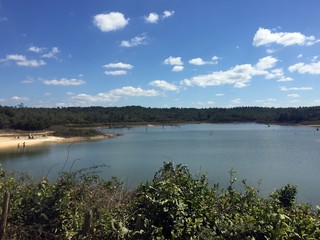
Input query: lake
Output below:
<box><xmin>1</xmin><ymin>123</ymin><xmax>320</xmax><ymax>206</ymax></box>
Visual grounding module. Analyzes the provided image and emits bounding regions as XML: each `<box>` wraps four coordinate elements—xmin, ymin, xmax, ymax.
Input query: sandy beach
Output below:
<box><xmin>0</xmin><ymin>131</ymin><xmax>113</xmax><ymax>150</ymax></box>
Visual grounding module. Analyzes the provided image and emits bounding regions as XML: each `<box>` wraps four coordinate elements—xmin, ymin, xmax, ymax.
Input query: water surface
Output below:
<box><xmin>1</xmin><ymin>123</ymin><xmax>320</xmax><ymax>206</ymax></box>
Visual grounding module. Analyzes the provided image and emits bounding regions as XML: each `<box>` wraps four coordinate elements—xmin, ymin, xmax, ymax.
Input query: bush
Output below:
<box><xmin>129</xmin><ymin>162</ymin><xmax>215</xmax><ymax>239</ymax></box>
<box><xmin>1</xmin><ymin>163</ymin><xmax>320</xmax><ymax>239</ymax></box>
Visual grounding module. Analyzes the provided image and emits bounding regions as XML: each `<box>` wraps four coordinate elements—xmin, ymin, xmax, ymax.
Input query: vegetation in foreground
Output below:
<box><xmin>1</xmin><ymin>163</ymin><xmax>320</xmax><ymax>239</ymax></box>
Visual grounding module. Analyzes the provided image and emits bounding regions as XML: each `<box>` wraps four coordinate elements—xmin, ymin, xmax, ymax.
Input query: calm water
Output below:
<box><xmin>1</xmin><ymin>123</ymin><xmax>320</xmax><ymax>205</ymax></box>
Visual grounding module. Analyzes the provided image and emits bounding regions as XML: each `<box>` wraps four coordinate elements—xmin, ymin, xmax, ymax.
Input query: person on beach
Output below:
<box><xmin>23</xmin><ymin>142</ymin><xmax>25</xmax><ymax>148</ymax></box>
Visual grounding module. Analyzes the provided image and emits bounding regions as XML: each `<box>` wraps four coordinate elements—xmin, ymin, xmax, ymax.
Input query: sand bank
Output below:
<box><xmin>0</xmin><ymin>131</ymin><xmax>114</xmax><ymax>150</ymax></box>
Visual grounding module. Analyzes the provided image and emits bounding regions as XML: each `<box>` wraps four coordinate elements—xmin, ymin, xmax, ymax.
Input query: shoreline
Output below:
<box><xmin>0</xmin><ymin>131</ymin><xmax>115</xmax><ymax>150</ymax></box>
<box><xmin>1</xmin><ymin>122</ymin><xmax>319</xmax><ymax>151</ymax></box>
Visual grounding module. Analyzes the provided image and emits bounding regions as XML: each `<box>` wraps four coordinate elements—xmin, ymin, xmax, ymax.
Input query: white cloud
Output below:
<box><xmin>105</xmin><ymin>70</ymin><xmax>127</xmax><ymax>76</ymax></box>
<box><xmin>288</xmin><ymin>94</ymin><xmax>300</xmax><ymax>98</ymax></box>
<box><xmin>172</xmin><ymin>66</ymin><xmax>184</xmax><ymax>72</ymax></box>
<box><xmin>211</xmin><ymin>56</ymin><xmax>220</xmax><ymax>64</ymax></box>
<box><xmin>28</xmin><ymin>46</ymin><xmax>44</xmax><ymax>53</ymax></box>
<box><xmin>279</xmin><ymin>86</ymin><xmax>313</xmax><ymax>91</ymax></box>
<box><xmin>11</xmin><ymin>96</ymin><xmax>28</xmax><ymax>101</ymax></box>
<box><xmin>253</xmin><ymin>28</ymin><xmax>320</xmax><ymax>47</ymax></box>
<box><xmin>266</xmin><ymin>49</ymin><xmax>276</xmax><ymax>54</ymax></box>
<box><xmin>163</xmin><ymin>56</ymin><xmax>183</xmax><ymax>66</ymax></box>
<box><xmin>189</xmin><ymin>56</ymin><xmax>220</xmax><ymax>66</ymax></box>
<box><xmin>255</xmin><ymin>98</ymin><xmax>278</xmax><ymax>107</ymax></box>
<box><xmin>21</xmin><ymin>77</ymin><xmax>36</xmax><ymax>84</ymax></box>
<box><xmin>120</xmin><ymin>34</ymin><xmax>148</xmax><ymax>47</ymax></box>
<box><xmin>216</xmin><ymin>93</ymin><xmax>224</xmax><ymax>97</ymax></box>
<box><xmin>255</xmin><ymin>56</ymin><xmax>278</xmax><ymax>70</ymax></box>
<box><xmin>264</xmin><ymin>68</ymin><xmax>293</xmax><ymax>82</ymax></box>
<box><xmin>103</xmin><ymin>62</ymin><xmax>133</xmax><ymax>69</ymax></box>
<box><xmin>255</xmin><ymin>98</ymin><xmax>277</xmax><ymax>104</ymax></box>
<box><xmin>231</xmin><ymin>98</ymin><xmax>242</xmax><ymax>105</ymax></box>
<box><xmin>149</xmin><ymin>80</ymin><xmax>179</xmax><ymax>91</ymax></box>
<box><xmin>265</xmin><ymin>68</ymin><xmax>284</xmax><ymax>79</ymax></box>
<box><xmin>189</xmin><ymin>58</ymin><xmax>207</xmax><ymax>66</ymax></box>
<box><xmin>277</xmin><ymin>76</ymin><xmax>293</xmax><ymax>82</ymax></box>
<box><xmin>181</xmin><ymin>57</ymin><xmax>271</xmax><ymax>88</ymax></box>
<box><xmin>43</xmin><ymin>78</ymin><xmax>86</xmax><ymax>86</ymax></box>
<box><xmin>93</xmin><ymin>12</ymin><xmax>129</xmax><ymax>32</ymax></box>
<box><xmin>1</xmin><ymin>54</ymin><xmax>46</xmax><ymax>67</ymax></box>
<box><xmin>145</xmin><ymin>12</ymin><xmax>159</xmax><ymax>23</ymax></box>
<box><xmin>288</xmin><ymin>61</ymin><xmax>320</xmax><ymax>74</ymax></box>
<box><xmin>162</xmin><ymin>10</ymin><xmax>175</xmax><ymax>19</ymax></box>
<box><xmin>42</xmin><ymin>47</ymin><xmax>59</xmax><ymax>59</ymax></box>
<box><xmin>73</xmin><ymin>86</ymin><xmax>159</xmax><ymax>103</ymax></box>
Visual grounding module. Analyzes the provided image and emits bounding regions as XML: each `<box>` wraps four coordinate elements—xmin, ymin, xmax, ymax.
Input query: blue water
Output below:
<box><xmin>1</xmin><ymin>123</ymin><xmax>320</xmax><ymax>206</ymax></box>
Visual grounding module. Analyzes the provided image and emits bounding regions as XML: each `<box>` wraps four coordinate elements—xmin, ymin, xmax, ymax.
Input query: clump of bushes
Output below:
<box><xmin>52</xmin><ymin>127</ymin><xmax>103</xmax><ymax>138</ymax></box>
<box><xmin>1</xmin><ymin>163</ymin><xmax>320</xmax><ymax>239</ymax></box>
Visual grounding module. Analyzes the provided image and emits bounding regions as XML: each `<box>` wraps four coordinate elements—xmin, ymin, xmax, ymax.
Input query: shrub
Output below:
<box><xmin>129</xmin><ymin>162</ymin><xmax>215</xmax><ymax>239</ymax></box>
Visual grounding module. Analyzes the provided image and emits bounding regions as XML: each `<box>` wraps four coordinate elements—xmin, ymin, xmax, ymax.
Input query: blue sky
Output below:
<box><xmin>1</xmin><ymin>0</ymin><xmax>320</xmax><ymax>108</ymax></box>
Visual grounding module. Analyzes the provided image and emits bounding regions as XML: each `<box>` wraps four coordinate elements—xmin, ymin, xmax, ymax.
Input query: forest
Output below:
<box><xmin>1</xmin><ymin>105</ymin><xmax>320</xmax><ymax>131</ymax></box>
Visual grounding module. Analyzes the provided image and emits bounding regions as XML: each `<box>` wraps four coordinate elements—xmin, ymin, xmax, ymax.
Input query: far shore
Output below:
<box><xmin>0</xmin><ymin>130</ymin><xmax>115</xmax><ymax>150</ymax></box>
<box><xmin>1</xmin><ymin>122</ymin><xmax>319</xmax><ymax>151</ymax></box>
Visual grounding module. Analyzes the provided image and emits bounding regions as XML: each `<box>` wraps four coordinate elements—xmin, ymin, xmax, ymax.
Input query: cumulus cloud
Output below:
<box><xmin>43</xmin><ymin>78</ymin><xmax>86</xmax><ymax>86</ymax></box>
<box><xmin>288</xmin><ymin>61</ymin><xmax>320</xmax><ymax>74</ymax></box>
<box><xmin>21</xmin><ymin>77</ymin><xmax>36</xmax><ymax>84</ymax></box>
<box><xmin>163</xmin><ymin>56</ymin><xmax>183</xmax><ymax>66</ymax></box>
<box><xmin>231</xmin><ymin>98</ymin><xmax>242</xmax><ymax>105</ymax></box>
<box><xmin>145</xmin><ymin>12</ymin><xmax>159</xmax><ymax>23</ymax></box>
<box><xmin>28</xmin><ymin>46</ymin><xmax>45</xmax><ymax>53</ymax></box>
<box><xmin>172</xmin><ymin>66</ymin><xmax>184</xmax><ymax>72</ymax></box>
<box><xmin>162</xmin><ymin>10</ymin><xmax>175</xmax><ymax>19</ymax></box>
<box><xmin>73</xmin><ymin>86</ymin><xmax>159</xmax><ymax>104</ymax></box>
<box><xmin>149</xmin><ymin>80</ymin><xmax>179</xmax><ymax>91</ymax></box>
<box><xmin>189</xmin><ymin>56</ymin><xmax>220</xmax><ymax>66</ymax></box>
<box><xmin>105</xmin><ymin>70</ymin><xmax>127</xmax><ymax>76</ymax></box>
<box><xmin>255</xmin><ymin>56</ymin><xmax>278</xmax><ymax>70</ymax></box>
<box><xmin>279</xmin><ymin>86</ymin><xmax>313</xmax><ymax>91</ymax></box>
<box><xmin>42</xmin><ymin>47</ymin><xmax>60</xmax><ymax>59</ymax></box>
<box><xmin>93</xmin><ymin>12</ymin><xmax>129</xmax><ymax>32</ymax></box>
<box><xmin>189</xmin><ymin>58</ymin><xmax>207</xmax><ymax>66</ymax></box>
<box><xmin>11</xmin><ymin>96</ymin><xmax>29</xmax><ymax>101</ymax></box>
<box><xmin>103</xmin><ymin>62</ymin><xmax>133</xmax><ymax>76</ymax></box>
<box><xmin>181</xmin><ymin>56</ymin><xmax>286</xmax><ymax>88</ymax></box>
<box><xmin>120</xmin><ymin>34</ymin><xmax>148</xmax><ymax>47</ymax></box>
<box><xmin>145</xmin><ymin>10</ymin><xmax>174</xmax><ymax>23</ymax></box>
<box><xmin>163</xmin><ymin>56</ymin><xmax>184</xmax><ymax>72</ymax></box>
<box><xmin>103</xmin><ymin>62</ymin><xmax>133</xmax><ymax>69</ymax></box>
<box><xmin>264</xmin><ymin>68</ymin><xmax>293</xmax><ymax>82</ymax></box>
<box><xmin>253</xmin><ymin>28</ymin><xmax>320</xmax><ymax>47</ymax></box>
<box><xmin>1</xmin><ymin>54</ymin><xmax>46</xmax><ymax>67</ymax></box>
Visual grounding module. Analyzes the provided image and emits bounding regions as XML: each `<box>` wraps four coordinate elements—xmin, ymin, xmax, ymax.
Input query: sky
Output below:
<box><xmin>1</xmin><ymin>0</ymin><xmax>320</xmax><ymax>108</ymax></box>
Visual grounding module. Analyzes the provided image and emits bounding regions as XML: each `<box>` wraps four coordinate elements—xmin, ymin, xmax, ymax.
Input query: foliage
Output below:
<box><xmin>129</xmin><ymin>162</ymin><xmax>214</xmax><ymax>239</ymax></box>
<box><xmin>1</xmin><ymin>105</ymin><xmax>320</xmax><ymax>131</ymax></box>
<box><xmin>52</xmin><ymin>127</ymin><xmax>103</xmax><ymax>138</ymax></box>
<box><xmin>0</xmin><ymin>163</ymin><xmax>320</xmax><ymax>239</ymax></box>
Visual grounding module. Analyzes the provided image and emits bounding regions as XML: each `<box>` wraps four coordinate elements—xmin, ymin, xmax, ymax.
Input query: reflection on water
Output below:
<box><xmin>0</xmin><ymin>146</ymin><xmax>50</xmax><ymax>162</ymax></box>
<box><xmin>1</xmin><ymin>123</ymin><xmax>320</xmax><ymax>206</ymax></box>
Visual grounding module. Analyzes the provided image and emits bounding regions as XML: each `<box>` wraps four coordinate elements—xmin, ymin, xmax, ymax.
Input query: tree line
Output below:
<box><xmin>1</xmin><ymin>105</ymin><xmax>320</xmax><ymax>131</ymax></box>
